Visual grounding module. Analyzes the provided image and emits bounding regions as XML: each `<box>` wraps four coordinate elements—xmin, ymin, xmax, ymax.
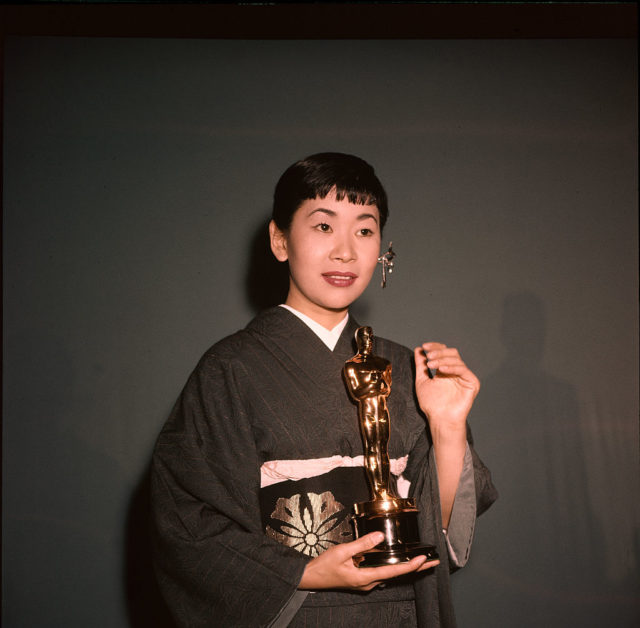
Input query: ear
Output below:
<box><xmin>269</xmin><ymin>220</ymin><xmax>289</xmax><ymax>262</ymax></box>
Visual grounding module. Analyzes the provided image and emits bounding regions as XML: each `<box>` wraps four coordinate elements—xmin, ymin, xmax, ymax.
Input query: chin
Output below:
<box><xmin>296</xmin><ymin>281</ymin><xmax>370</xmax><ymax>314</ymax></box>
<box><xmin>319</xmin><ymin>292</ymin><xmax>363</xmax><ymax>312</ymax></box>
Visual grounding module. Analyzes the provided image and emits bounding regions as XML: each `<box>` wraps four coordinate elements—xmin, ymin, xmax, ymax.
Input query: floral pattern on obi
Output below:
<box><xmin>265</xmin><ymin>491</ymin><xmax>353</xmax><ymax>556</ymax></box>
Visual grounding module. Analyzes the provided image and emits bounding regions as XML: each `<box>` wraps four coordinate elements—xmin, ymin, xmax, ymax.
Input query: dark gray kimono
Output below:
<box><xmin>151</xmin><ymin>307</ymin><xmax>497</xmax><ymax>627</ymax></box>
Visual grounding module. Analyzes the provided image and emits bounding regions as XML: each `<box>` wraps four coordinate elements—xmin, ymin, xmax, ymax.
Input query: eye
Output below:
<box><xmin>315</xmin><ymin>222</ymin><xmax>332</xmax><ymax>233</ymax></box>
<box><xmin>359</xmin><ymin>227</ymin><xmax>375</xmax><ymax>236</ymax></box>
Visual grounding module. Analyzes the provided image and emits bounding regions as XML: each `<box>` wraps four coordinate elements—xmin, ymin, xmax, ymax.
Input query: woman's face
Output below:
<box><xmin>270</xmin><ymin>188</ymin><xmax>381</xmax><ymax>328</ymax></box>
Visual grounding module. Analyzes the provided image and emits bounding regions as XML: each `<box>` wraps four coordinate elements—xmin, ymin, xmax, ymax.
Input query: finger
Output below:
<box><xmin>426</xmin><ymin>356</ymin><xmax>465</xmax><ymax>370</ymax></box>
<box><xmin>421</xmin><ymin>342</ymin><xmax>447</xmax><ymax>352</ymax></box>
<box><xmin>342</xmin><ymin>531</ymin><xmax>384</xmax><ymax>559</ymax></box>
<box><xmin>416</xmin><ymin>558</ymin><xmax>441</xmax><ymax>572</ymax></box>
<box><xmin>415</xmin><ymin>346</ymin><xmax>457</xmax><ymax>364</ymax></box>
<box><xmin>424</xmin><ymin>348</ymin><xmax>460</xmax><ymax>363</ymax></box>
<box><xmin>414</xmin><ymin>348</ymin><xmax>437</xmax><ymax>380</ymax></box>
<box><xmin>435</xmin><ymin>364</ymin><xmax>476</xmax><ymax>380</ymax></box>
<box><xmin>434</xmin><ymin>365</ymin><xmax>480</xmax><ymax>390</ymax></box>
<box><xmin>358</xmin><ymin>556</ymin><xmax>442</xmax><ymax>590</ymax></box>
<box><xmin>420</xmin><ymin>344</ymin><xmax>461</xmax><ymax>369</ymax></box>
<box><xmin>414</xmin><ymin>346</ymin><xmax>428</xmax><ymax>365</ymax></box>
<box><xmin>358</xmin><ymin>554</ymin><xmax>430</xmax><ymax>585</ymax></box>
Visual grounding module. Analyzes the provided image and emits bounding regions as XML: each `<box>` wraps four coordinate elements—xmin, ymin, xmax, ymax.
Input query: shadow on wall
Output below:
<box><xmin>466</xmin><ymin>292</ymin><xmax>638</xmax><ymax>626</ymax></box>
<box><xmin>244</xmin><ymin>217</ymin><xmax>291</xmax><ymax>313</ymax></box>
<box><xmin>125</xmin><ymin>468</ymin><xmax>176</xmax><ymax>628</ymax></box>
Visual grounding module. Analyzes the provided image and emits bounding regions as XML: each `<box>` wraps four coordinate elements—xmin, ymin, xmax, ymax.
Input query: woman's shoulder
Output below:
<box><xmin>196</xmin><ymin>307</ymin><xmax>291</xmax><ymax>367</ymax></box>
<box><xmin>200</xmin><ymin>329</ymin><xmax>251</xmax><ymax>362</ymax></box>
<box><xmin>372</xmin><ymin>333</ymin><xmax>414</xmax><ymax>362</ymax></box>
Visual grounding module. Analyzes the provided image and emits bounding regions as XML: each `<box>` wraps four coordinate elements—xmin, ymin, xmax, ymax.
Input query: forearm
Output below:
<box><xmin>431</xmin><ymin>424</ymin><xmax>467</xmax><ymax>528</ymax></box>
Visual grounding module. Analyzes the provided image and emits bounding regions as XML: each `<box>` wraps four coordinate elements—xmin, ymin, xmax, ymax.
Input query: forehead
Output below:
<box><xmin>295</xmin><ymin>191</ymin><xmax>380</xmax><ymax>222</ymax></box>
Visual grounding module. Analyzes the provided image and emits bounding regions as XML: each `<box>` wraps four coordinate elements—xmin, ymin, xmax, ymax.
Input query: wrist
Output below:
<box><xmin>430</xmin><ymin>422</ymin><xmax>467</xmax><ymax>448</ymax></box>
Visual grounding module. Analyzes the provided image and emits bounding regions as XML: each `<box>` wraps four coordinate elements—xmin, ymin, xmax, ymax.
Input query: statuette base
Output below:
<box><xmin>352</xmin><ymin>499</ymin><xmax>438</xmax><ymax>567</ymax></box>
<box><xmin>354</xmin><ymin>543</ymin><xmax>438</xmax><ymax>568</ymax></box>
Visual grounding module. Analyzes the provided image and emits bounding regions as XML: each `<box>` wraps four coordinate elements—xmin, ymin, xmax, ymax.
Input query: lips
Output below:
<box><xmin>322</xmin><ymin>271</ymin><xmax>357</xmax><ymax>287</ymax></box>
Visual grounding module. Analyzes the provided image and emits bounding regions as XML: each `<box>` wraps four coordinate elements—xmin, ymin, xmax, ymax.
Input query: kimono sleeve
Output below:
<box><xmin>408</xmin><ymin>424</ymin><xmax>498</xmax><ymax>570</ymax></box>
<box><xmin>403</xmin><ymin>429</ymin><xmax>497</xmax><ymax>627</ymax></box>
<box><xmin>150</xmin><ymin>352</ymin><xmax>311</xmax><ymax>628</ymax></box>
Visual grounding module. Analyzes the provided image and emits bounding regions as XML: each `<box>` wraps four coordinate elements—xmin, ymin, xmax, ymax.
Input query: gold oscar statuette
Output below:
<box><xmin>343</xmin><ymin>326</ymin><xmax>437</xmax><ymax>568</ymax></box>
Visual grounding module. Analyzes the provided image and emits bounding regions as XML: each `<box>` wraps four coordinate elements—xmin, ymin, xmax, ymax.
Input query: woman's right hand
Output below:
<box><xmin>298</xmin><ymin>532</ymin><xmax>439</xmax><ymax>592</ymax></box>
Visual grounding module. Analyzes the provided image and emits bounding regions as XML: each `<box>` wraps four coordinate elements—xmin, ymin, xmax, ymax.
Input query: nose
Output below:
<box><xmin>330</xmin><ymin>233</ymin><xmax>356</xmax><ymax>262</ymax></box>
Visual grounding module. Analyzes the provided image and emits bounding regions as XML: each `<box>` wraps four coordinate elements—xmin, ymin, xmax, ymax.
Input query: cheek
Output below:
<box><xmin>286</xmin><ymin>237</ymin><xmax>320</xmax><ymax>276</ymax></box>
<box><xmin>361</xmin><ymin>241</ymin><xmax>381</xmax><ymax>277</ymax></box>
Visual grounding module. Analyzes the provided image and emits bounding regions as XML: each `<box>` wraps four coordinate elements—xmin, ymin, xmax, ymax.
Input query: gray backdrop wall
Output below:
<box><xmin>3</xmin><ymin>36</ymin><xmax>638</xmax><ymax>627</ymax></box>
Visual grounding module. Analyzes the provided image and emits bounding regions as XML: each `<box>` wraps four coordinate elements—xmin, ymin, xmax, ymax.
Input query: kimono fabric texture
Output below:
<box><xmin>151</xmin><ymin>307</ymin><xmax>497</xmax><ymax>627</ymax></box>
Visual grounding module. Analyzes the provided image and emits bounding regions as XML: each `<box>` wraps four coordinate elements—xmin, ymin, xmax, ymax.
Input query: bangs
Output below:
<box><xmin>317</xmin><ymin>183</ymin><xmax>381</xmax><ymax>209</ymax></box>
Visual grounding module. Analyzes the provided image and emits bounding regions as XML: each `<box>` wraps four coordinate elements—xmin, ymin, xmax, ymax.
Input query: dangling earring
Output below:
<box><xmin>377</xmin><ymin>242</ymin><xmax>396</xmax><ymax>288</ymax></box>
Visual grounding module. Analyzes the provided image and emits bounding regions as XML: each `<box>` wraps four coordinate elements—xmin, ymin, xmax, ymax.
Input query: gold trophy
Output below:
<box><xmin>344</xmin><ymin>326</ymin><xmax>437</xmax><ymax>567</ymax></box>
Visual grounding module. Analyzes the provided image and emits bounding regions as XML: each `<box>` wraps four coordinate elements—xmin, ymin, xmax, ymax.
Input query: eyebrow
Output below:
<box><xmin>307</xmin><ymin>208</ymin><xmax>379</xmax><ymax>224</ymax></box>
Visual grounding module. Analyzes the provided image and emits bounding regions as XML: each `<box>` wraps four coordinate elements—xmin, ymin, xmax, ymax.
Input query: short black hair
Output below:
<box><xmin>272</xmin><ymin>152</ymin><xmax>388</xmax><ymax>232</ymax></box>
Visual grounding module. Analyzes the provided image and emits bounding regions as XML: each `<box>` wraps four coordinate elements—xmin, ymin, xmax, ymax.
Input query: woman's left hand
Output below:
<box><xmin>413</xmin><ymin>343</ymin><xmax>480</xmax><ymax>433</ymax></box>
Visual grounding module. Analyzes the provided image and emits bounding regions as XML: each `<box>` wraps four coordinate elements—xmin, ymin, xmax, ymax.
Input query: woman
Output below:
<box><xmin>151</xmin><ymin>152</ymin><xmax>497</xmax><ymax>627</ymax></box>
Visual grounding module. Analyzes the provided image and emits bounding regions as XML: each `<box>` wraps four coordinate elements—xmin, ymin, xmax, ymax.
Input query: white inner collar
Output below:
<box><xmin>279</xmin><ymin>305</ymin><xmax>349</xmax><ymax>351</ymax></box>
